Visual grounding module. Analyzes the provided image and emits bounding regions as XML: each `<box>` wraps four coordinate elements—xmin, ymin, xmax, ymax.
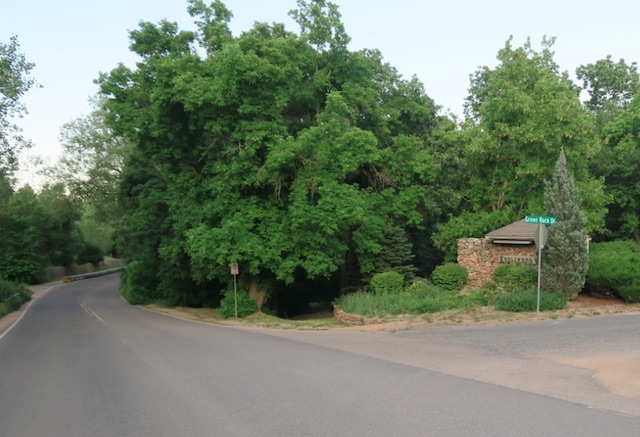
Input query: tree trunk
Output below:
<box><xmin>248</xmin><ymin>277</ymin><xmax>266</xmax><ymax>311</ymax></box>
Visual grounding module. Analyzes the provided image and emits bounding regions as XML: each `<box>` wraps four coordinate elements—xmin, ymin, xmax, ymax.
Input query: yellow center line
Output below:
<box><xmin>79</xmin><ymin>299</ymin><xmax>105</xmax><ymax>325</ymax></box>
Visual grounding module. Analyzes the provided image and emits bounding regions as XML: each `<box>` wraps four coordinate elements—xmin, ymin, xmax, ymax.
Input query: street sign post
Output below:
<box><xmin>525</xmin><ymin>216</ymin><xmax>556</xmax><ymax>313</ymax></box>
<box><xmin>525</xmin><ymin>215</ymin><xmax>556</xmax><ymax>226</ymax></box>
<box><xmin>230</xmin><ymin>263</ymin><xmax>239</xmax><ymax>318</ymax></box>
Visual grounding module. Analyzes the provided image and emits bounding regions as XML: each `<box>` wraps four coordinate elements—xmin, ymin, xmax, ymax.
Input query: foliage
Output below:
<box><xmin>219</xmin><ymin>289</ymin><xmax>258</xmax><ymax>319</ymax></box>
<box><xmin>433</xmin><ymin>210</ymin><xmax>512</xmax><ymax>260</ymax></box>
<box><xmin>100</xmin><ymin>0</ymin><xmax>442</xmax><ymax>308</ymax></box>
<box><xmin>577</xmin><ymin>56</ymin><xmax>638</xmax><ymax>132</ymax></box>
<box><xmin>430</xmin><ymin>263</ymin><xmax>468</xmax><ymax>291</ymax></box>
<box><xmin>0</xmin><ymin>279</ymin><xmax>32</xmax><ymax>318</ymax></box>
<box><xmin>586</xmin><ymin>240</ymin><xmax>640</xmax><ymax>302</ymax></box>
<box><xmin>492</xmin><ymin>264</ymin><xmax>537</xmax><ymax>290</ymax></box>
<box><xmin>462</xmin><ymin>37</ymin><xmax>604</xmax><ymax>232</ymax></box>
<box><xmin>592</xmin><ymin>89</ymin><xmax>640</xmax><ymax>242</ymax></box>
<box><xmin>0</xmin><ymin>36</ymin><xmax>37</xmax><ymax>176</ymax></box>
<box><xmin>369</xmin><ymin>224</ymin><xmax>417</xmax><ymax>284</ymax></box>
<box><xmin>404</xmin><ymin>279</ymin><xmax>443</xmax><ymax>298</ymax></box>
<box><xmin>542</xmin><ymin>150</ymin><xmax>589</xmax><ymax>298</ymax></box>
<box><xmin>369</xmin><ymin>271</ymin><xmax>404</xmax><ymax>295</ymax></box>
<box><xmin>495</xmin><ymin>288</ymin><xmax>567</xmax><ymax>312</ymax></box>
<box><xmin>120</xmin><ymin>260</ymin><xmax>159</xmax><ymax>305</ymax></box>
<box><xmin>335</xmin><ymin>288</ymin><xmax>453</xmax><ymax>318</ymax></box>
<box><xmin>84</xmin><ymin>2</ymin><xmax>640</xmax><ymax>311</ymax></box>
<box><xmin>335</xmin><ymin>281</ymin><xmax>486</xmax><ymax>318</ymax></box>
<box><xmin>0</xmin><ymin>182</ymin><xmax>85</xmax><ymax>283</ymax></box>
<box><xmin>76</xmin><ymin>242</ymin><xmax>104</xmax><ymax>265</ymax></box>
<box><xmin>47</xmin><ymin>97</ymin><xmax>131</xmax><ymax>252</ymax></box>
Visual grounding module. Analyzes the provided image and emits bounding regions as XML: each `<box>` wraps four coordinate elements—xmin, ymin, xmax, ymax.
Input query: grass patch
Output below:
<box><xmin>145</xmin><ymin>304</ymin><xmax>338</xmax><ymax>330</ymax></box>
<box><xmin>334</xmin><ymin>283</ymin><xmax>487</xmax><ymax>318</ymax></box>
<box><xmin>495</xmin><ymin>288</ymin><xmax>567</xmax><ymax>312</ymax></box>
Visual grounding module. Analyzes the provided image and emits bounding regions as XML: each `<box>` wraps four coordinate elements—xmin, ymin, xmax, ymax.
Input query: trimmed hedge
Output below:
<box><xmin>492</xmin><ymin>264</ymin><xmax>537</xmax><ymax>290</ymax></box>
<box><xmin>431</xmin><ymin>263</ymin><xmax>468</xmax><ymax>291</ymax></box>
<box><xmin>219</xmin><ymin>290</ymin><xmax>257</xmax><ymax>319</ymax></box>
<box><xmin>370</xmin><ymin>271</ymin><xmax>404</xmax><ymax>295</ymax></box>
<box><xmin>586</xmin><ymin>241</ymin><xmax>640</xmax><ymax>303</ymax></box>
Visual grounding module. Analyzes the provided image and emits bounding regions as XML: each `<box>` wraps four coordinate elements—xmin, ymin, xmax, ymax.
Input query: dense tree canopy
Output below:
<box><xmin>89</xmin><ymin>2</ymin><xmax>640</xmax><ymax>309</ymax></box>
<box><xmin>3</xmin><ymin>1</ymin><xmax>640</xmax><ymax>307</ymax></box>
<box><xmin>434</xmin><ymin>37</ymin><xmax>607</xmax><ymax>258</ymax></box>
<box><xmin>98</xmin><ymin>0</ymin><xmax>442</xmax><ymax>307</ymax></box>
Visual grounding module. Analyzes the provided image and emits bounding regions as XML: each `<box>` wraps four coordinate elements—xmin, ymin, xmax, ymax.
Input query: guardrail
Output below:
<box><xmin>63</xmin><ymin>267</ymin><xmax>124</xmax><ymax>283</ymax></box>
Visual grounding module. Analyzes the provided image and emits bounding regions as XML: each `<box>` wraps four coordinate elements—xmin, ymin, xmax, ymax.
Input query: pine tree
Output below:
<box><xmin>542</xmin><ymin>150</ymin><xmax>589</xmax><ymax>298</ymax></box>
<box><xmin>370</xmin><ymin>224</ymin><xmax>417</xmax><ymax>284</ymax></box>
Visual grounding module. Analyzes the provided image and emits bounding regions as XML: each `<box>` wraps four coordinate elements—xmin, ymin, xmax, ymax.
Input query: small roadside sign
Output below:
<box><xmin>525</xmin><ymin>215</ymin><xmax>556</xmax><ymax>313</ymax></box>
<box><xmin>525</xmin><ymin>215</ymin><xmax>556</xmax><ymax>226</ymax></box>
<box><xmin>534</xmin><ymin>223</ymin><xmax>548</xmax><ymax>249</ymax></box>
<box><xmin>230</xmin><ymin>263</ymin><xmax>239</xmax><ymax>275</ymax></box>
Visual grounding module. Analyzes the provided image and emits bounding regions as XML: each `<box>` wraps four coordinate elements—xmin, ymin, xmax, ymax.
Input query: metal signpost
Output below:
<box><xmin>230</xmin><ymin>262</ymin><xmax>239</xmax><ymax>318</ymax></box>
<box><xmin>525</xmin><ymin>216</ymin><xmax>555</xmax><ymax>313</ymax></box>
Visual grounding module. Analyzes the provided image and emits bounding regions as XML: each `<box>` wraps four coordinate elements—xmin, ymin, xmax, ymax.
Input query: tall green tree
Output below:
<box><xmin>435</xmin><ymin>37</ymin><xmax>606</xmax><ymax>258</ymax></box>
<box><xmin>577</xmin><ymin>56</ymin><xmax>638</xmax><ymax>129</ymax></box>
<box><xmin>48</xmin><ymin>97</ymin><xmax>131</xmax><ymax>252</ymax></box>
<box><xmin>0</xmin><ymin>36</ymin><xmax>37</xmax><ymax>176</ymax></box>
<box><xmin>99</xmin><ymin>0</ymin><xmax>441</xmax><ymax>308</ymax></box>
<box><xmin>542</xmin><ymin>150</ymin><xmax>589</xmax><ymax>298</ymax></box>
<box><xmin>594</xmin><ymin>88</ymin><xmax>640</xmax><ymax>241</ymax></box>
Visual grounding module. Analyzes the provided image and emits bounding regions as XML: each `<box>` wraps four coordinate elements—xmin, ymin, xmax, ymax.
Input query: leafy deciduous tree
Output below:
<box><xmin>0</xmin><ymin>36</ymin><xmax>38</xmax><ymax>176</ymax></box>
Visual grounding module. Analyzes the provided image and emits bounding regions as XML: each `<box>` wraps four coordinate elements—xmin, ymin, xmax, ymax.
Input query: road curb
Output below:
<box><xmin>0</xmin><ymin>282</ymin><xmax>62</xmax><ymax>341</ymax></box>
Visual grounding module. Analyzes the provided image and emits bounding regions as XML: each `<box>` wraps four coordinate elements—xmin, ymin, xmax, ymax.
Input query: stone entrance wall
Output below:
<box><xmin>457</xmin><ymin>238</ymin><xmax>537</xmax><ymax>288</ymax></box>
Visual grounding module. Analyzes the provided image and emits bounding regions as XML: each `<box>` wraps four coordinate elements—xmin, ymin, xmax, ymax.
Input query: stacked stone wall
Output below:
<box><xmin>457</xmin><ymin>238</ymin><xmax>536</xmax><ymax>288</ymax></box>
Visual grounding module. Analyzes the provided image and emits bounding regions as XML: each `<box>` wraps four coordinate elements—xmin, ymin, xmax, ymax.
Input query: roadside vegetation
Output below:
<box><xmin>0</xmin><ymin>280</ymin><xmax>32</xmax><ymax>319</ymax></box>
<box><xmin>3</xmin><ymin>2</ymin><xmax>640</xmax><ymax>324</ymax></box>
<box><xmin>335</xmin><ymin>264</ymin><xmax>567</xmax><ymax>319</ymax></box>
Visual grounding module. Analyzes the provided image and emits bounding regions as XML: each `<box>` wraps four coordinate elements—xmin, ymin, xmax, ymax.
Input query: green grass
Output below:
<box><xmin>494</xmin><ymin>288</ymin><xmax>567</xmax><ymax>312</ymax></box>
<box><xmin>334</xmin><ymin>284</ymin><xmax>488</xmax><ymax>318</ymax></box>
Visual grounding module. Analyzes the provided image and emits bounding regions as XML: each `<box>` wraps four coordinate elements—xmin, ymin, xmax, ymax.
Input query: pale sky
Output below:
<box><xmin>2</xmin><ymin>0</ymin><xmax>639</xmax><ymax>183</ymax></box>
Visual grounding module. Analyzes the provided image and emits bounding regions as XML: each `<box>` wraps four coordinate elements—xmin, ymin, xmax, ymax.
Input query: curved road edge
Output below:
<box><xmin>0</xmin><ymin>281</ymin><xmax>62</xmax><ymax>340</ymax></box>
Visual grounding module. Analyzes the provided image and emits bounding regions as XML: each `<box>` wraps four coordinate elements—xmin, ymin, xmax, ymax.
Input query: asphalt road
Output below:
<box><xmin>1</xmin><ymin>275</ymin><xmax>639</xmax><ymax>436</ymax></box>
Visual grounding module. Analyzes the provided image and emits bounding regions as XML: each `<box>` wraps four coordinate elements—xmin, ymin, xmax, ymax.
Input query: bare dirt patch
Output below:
<box><xmin>559</xmin><ymin>354</ymin><xmax>640</xmax><ymax>399</ymax></box>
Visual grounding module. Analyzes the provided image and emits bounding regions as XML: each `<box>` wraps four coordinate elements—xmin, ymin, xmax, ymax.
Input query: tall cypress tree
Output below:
<box><xmin>542</xmin><ymin>150</ymin><xmax>589</xmax><ymax>298</ymax></box>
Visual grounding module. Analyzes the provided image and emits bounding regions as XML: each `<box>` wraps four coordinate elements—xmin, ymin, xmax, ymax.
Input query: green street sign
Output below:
<box><xmin>525</xmin><ymin>215</ymin><xmax>556</xmax><ymax>226</ymax></box>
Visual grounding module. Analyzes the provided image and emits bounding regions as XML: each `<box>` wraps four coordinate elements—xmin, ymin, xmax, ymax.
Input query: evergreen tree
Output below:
<box><xmin>370</xmin><ymin>224</ymin><xmax>417</xmax><ymax>284</ymax></box>
<box><xmin>542</xmin><ymin>150</ymin><xmax>589</xmax><ymax>298</ymax></box>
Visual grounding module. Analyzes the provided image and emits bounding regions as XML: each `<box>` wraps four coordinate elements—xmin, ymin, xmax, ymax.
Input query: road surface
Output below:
<box><xmin>1</xmin><ymin>275</ymin><xmax>639</xmax><ymax>436</ymax></box>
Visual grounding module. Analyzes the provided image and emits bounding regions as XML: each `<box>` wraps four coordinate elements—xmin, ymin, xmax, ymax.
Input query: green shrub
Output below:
<box><xmin>586</xmin><ymin>240</ymin><xmax>640</xmax><ymax>302</ymax></box>
<box><xmin>219</xmin><ymin>289</ymin><xmax>257</xmax><ymax>319</ymax></box>
<box><xmin>0</xmin><ymin>279</ymin><xmax>32</xmax><ymax>317</ymax></box>
<box><xmin>495</xmin><ymin>288</ymin><xmax>567</xmax><ymax>312</ymax></box>
<box><xmin>414</xmin><ymin>296</ymin><xmax>458</xmax><ymax>314</ymax></box>
<box><xmin>404</xmin><ymin>280</ymin><xmax>444</xmax><ymax>299</ymax></box>
<box><xmin>334</xmin><ymin>286</ymin><xmax>476</xmax><ymax>318</ymax></box>
<box><xmin>370</xmin><ymin>271</ymin><xmax>404</xmax><ymax>295</ymax></box>
<box><xmin>431</xmin><ymin>263</ymin><xmax>468</xmax><ymax>291</ymax></box>
<box><xmin>618</xmin><ymin>280</ymin><xmax>640</xmax><ymax>303</ymax></box>
<box><xmin>492</xmin><ymin>264</ymin><xmax>537</xmax><ymax>290</ymax></box>
<box><xmin>77</xmin><ymin>242</ymin><xmax>104</xmax><ymax>265</ymax></box>
<box><xmin>0</xmin><ymin>256</ymin><xmax>45</xmax><ymax>285</ymax></box>
<box><xmin>120</xmin><ymin>260</ymin><xmax>158</xmax><ymax>305</ymax></box>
